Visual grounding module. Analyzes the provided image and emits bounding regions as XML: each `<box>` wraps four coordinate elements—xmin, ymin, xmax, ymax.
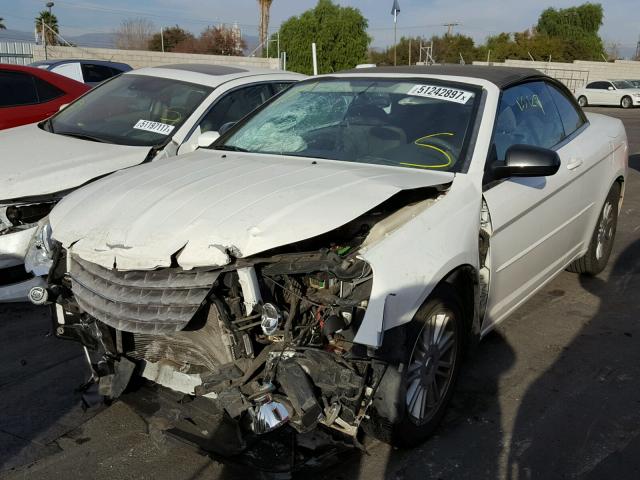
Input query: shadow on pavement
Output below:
<box><xmin>629</xmin><ymin>153</ymin><xmax>640</xmax><ymax>173</ymax></box>
<box><xmin>0</xmin><ymin>303</ymin><xmax>96</xmax><ymax>473</ymax></box>
<box><xmin>506</xmin><ymin>239</ymin><xmax>640</xmax><ymax>477</ymax></box>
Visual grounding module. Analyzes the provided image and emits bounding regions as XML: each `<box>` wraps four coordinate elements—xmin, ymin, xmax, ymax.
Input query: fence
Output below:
<box><xmin>32</xmin><ymin>45</ymin><xmax>280</xmax><ymax>70</ymax></box>
<box><xmin>0</xmin><ymin>42</ymin><xmax>34</xmax><ymax>65</ymax></box>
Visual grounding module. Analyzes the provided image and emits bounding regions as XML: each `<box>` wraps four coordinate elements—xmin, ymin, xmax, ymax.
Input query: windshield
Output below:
<box><xmin>217</xmin><ymin>78</ymin><xmax>480</xmax><ymax>172</ymax></box>
<box><xmin>625</xmin><ymin>80</ymin><xmax>640</xmax><ymax>88</ymax></box>
<box><xmin>612</xmin><ymin>80</ymin><xmax>634</xmax><ymax>89</ymax></box>
<box><xmin>49</xmin><ymin>74</ymin><xmax>212</xmax><ymax>146</ymax></box>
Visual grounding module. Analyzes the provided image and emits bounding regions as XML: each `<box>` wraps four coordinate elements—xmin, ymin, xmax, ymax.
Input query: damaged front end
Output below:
<box><xmin>45</xmin><ymin>187</ymin><xmax>444</xmax><ymax>470</ymax></box>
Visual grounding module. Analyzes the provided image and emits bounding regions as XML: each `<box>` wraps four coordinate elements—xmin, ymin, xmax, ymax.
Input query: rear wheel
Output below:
<box><xmin>578</xmin><ymin>96</ymin><xmax>588</xmax><ymax>107</ymax></box>
<box><xmin>621</xmin><ymin>96</ymin><xmax>632</xmax><ymax>109</ymax></box>
<box><xmin>365</xmin><ymin>284</ymin><xmax>464</xmax><ymax>448</ymax></box>
<box><xmin>567</xmin><ymin>183</ymin><xmax>620</xmax><ymax>275</ymax></box>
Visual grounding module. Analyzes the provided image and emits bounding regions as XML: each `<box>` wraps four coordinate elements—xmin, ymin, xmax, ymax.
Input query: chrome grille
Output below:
<box><xmin>69</xmin><ymin>254</ymin><xmax>220</xmax><ymax>334</ymax></box>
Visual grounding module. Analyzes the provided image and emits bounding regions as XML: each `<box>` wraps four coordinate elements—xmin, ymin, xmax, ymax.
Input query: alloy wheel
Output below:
<box><xmin>406</xmin><ymin>311</ymin><xmax>457</xmax><ymax>425</ymax></box>
<box><xmin>596</xmin><ymin>200</ymin><xmax>615</xmax><ymax>260</ymax></box>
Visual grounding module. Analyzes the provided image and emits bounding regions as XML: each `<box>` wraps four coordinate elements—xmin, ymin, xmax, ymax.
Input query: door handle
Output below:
<box><xmin>567</xmin><ymin>159</ymin><xmax>583</xmax><ymax>170</ymax></box>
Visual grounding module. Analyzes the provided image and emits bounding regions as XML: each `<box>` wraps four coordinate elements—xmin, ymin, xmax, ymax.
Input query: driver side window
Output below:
<box><xmin>491</xmin><ymin>81</ymin><xmax>565</xmax><ymax>164</ymax></box>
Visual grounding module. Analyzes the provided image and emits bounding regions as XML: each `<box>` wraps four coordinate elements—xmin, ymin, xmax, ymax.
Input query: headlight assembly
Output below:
<box><xmin>23</xmin><ymin>217</ymin><xmax>55</xmax><ymax>277</ymax></box>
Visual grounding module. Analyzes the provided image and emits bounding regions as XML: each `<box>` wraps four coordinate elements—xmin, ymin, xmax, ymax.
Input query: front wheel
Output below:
<box><xmin>621</xmin><ymin>96</ymin><xmax>633</xmax><ymax>109</ymax></box>
<box><xmin>365</xmin><ymin>284</ymin><xmax>464</xmax><ymax>448</ymax></box>
<box><xmin>578</xmin><ymin>96</ymin><xmax>588</xmax><ymax>107</ymax></box>
<box><xmin>567</xmin><ymin>183</ymin><xmax>620</xmax><ymax>275</ymax></box>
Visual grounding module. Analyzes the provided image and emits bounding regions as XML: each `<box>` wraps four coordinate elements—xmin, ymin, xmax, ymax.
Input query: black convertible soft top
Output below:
<box><xmin>339</xmin><ymin>65</ymin><xmax>545</xmax><ymax>89</ymax></box>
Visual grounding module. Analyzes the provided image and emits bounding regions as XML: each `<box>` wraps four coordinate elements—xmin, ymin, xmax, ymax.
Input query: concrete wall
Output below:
<box><xmin>473</xmin><ymin>59</ymin><xmax>640</xmax><ymax>91</ymax></box>
<box><xmin>32</xmin><ymin>45</ymin><xmax>280</xmax><ymax>70</ymax></box>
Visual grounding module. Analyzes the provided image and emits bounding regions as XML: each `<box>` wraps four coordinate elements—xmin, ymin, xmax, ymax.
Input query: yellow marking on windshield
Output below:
<box><xmin>400</xmin><ymin>132</ymin><xmax>454</xmax><ymax>169</ymax></box>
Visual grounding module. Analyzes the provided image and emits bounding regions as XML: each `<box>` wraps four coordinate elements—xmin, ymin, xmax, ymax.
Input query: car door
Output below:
<box><xmin>601</xmin><ymin>81</ymin><xmax>619</xmax><ymax>106</ymax></box>
<box><xmin>482</xmin><ymin>80</ymin><xmax>587</xmax><ymax>330</ymax></box>
<box><xmin>0</xmin><ymin>70</ymin><xmax>54</xmax><ymax>129</ymax></box>
<box><xmin>178</xmin><ymin>82</ymin><xmax>288</xmax><ymax>154</ymax></box>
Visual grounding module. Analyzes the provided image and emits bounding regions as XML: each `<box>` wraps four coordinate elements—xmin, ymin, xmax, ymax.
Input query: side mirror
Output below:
<box><xmin>607</xmin><ymin>86</ymin><xmax>614</xmax><ymax>91</ymax></box>
<box><xmin>492</xmin><ymin>144</ymin><xmax>560</xmax><ymax>180</ymax></box>
<box><xmin>58</xmin><ymin>103</ymin><xmax>69</xmax><ymax>111</ymax></box>
<box><xmin>219</xmin><ymin>121</ymin><xmax>237</xmax><ymax>136</ymax></box>
<box><xmin>196</xmin><ymin>130</ymin><xmax>220</xmax><ymax>149</ymax></box>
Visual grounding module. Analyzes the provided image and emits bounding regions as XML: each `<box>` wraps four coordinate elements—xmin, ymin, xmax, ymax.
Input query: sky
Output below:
<box><xmin>1</xmin><ymin>0</ymin><xmax>638</xmax><ymax>53</ymax></box>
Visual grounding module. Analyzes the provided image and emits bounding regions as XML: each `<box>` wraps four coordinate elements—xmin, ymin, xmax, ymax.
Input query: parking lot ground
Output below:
<box><xmin>1</xmin><ymin>107</ymin><xmax>639</xmax><ymax>480</ymax></box>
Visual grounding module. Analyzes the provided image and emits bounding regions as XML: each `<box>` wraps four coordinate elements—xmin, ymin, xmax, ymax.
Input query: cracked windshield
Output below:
<box><xmin>218</xmin><ymin>79</ymin><xmax>480</xmax><ymax>171</ymax></box>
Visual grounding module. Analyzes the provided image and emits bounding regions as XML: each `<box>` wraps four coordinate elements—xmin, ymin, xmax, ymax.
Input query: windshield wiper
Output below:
<box><xmin>214</xmin><ymin>145</ymin><xmax>248</xmax><ymax>152</ymax></box>
<box><xmin>55</xmin><ymin>131</ymin><xmax>111</xmax><ymax>143</ymax></box>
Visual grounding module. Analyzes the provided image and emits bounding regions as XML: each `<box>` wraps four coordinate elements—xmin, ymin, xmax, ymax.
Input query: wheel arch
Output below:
<box><xmin>441</xmin><ymin>264</ymin><xmax>481</xmax><ymax>354</ymax></box>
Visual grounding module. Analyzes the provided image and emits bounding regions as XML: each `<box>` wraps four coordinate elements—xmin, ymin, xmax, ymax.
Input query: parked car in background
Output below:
<box><xmin>0</xmin><ymin>64</ymin><xmax>304</xmax><ymax>302</ymax></box>
<box><xmin>30</xmin><ymin>59</ymin><xmax>132</xmax><ymax>87</ymax></box>
<box><xmin>575</xmin><ymin>79</ymin><xmax>640</xmax><ymax>108</ymax></box>
<box><xmin>0</xmin><ymin>63</ymin><xmax>89</xmax><ymax>130</ymax></box>
<box><xmin>40</xmin><ymin>66</ymin><xmax>627</xmax><ymax>470</ymax></box>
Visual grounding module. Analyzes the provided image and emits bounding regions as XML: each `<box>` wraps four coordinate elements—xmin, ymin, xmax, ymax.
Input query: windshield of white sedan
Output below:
<box><xmin>612</xmin><ymin>80</ymin><xmax>634</xmax><ymax>89</ymax></box>
<box><xmin>218</xmin><ymin>79</ymin><xmax>479</xmax><ymax>171</ymax></box>
<box><xmin>49</xmin><ymin>75</ymin><xmax>212</xmax><ymax>146</ymax></box>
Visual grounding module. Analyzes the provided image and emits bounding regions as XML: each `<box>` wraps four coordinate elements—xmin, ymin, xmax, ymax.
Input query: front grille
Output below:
<box><xmin>69</xmin><ymin>254</ymin><xmax>220</xmax><ymax>334</ymax></box>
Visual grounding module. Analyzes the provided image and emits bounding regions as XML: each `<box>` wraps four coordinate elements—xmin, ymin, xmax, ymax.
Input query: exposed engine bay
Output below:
<box><xmin>45</xmin><ymin>187</ymin><xmax>445</xmax><ymax>469</ymax></box>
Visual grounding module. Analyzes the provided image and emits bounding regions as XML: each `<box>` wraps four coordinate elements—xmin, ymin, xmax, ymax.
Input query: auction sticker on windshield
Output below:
<box><xmin>407</xmin><ymin>85</ymin><xmax>474</xmax><ymax>104</ymax></box>
<box><xmin>133</xmin><ymin>120</ymin><xmax>175</xmax><ymax>135</ymax></box>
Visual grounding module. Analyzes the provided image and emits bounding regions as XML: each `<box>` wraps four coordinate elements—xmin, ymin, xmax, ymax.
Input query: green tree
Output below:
<box><xmin>35</xmin><ymin>11</ymin><xmax>59</xmax><ymax>46</ymax></box>
<box><xmin>0</xmin><ymin>17</ymin><xmax>6</xmax><ymax>30</ymax></box>
<box><xmin>148</xmin><ymin>25</ymin><xmax>194</xmax><ymax>52</ymax></box>
<box><xmin>371</xmin><ymin>34</ymin><xmax>476</xmax><ymax>66</ymax></box>
<box><xmin>276</xmin><ymin>0</ymin><xmax>370</xmax><ymax>74</ymax></box>
<box><xmin>536</xmin><ymin>3</ymin><xmax>604</xmax><ymax>60</ymax></box>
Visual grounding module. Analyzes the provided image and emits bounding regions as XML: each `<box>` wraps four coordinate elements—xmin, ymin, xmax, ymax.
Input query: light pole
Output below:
<box><xmin>391</xmin><ymin>0</ymin><xmax>400</xmax><ymax>66</ymax></box>
<box><xmin>44</xmin><ymin>2</ymin><xmax>54</xmax><ymax>60</ymax></box>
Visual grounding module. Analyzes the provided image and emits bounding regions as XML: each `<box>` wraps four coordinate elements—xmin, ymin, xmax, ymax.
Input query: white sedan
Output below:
<box><xmin>0</xmin><ymin>64</ymin><xmax>304</xmax><ymax>302</ymax></box>
<box><xmin>41</xmin><ymin>66</ymin><xmax>627</xmax><ymax>465</ymax></box>
<box><xmin>575</xmin><ymin>79</ymin><xmax>640</xmax><ymax>108</ymax></box>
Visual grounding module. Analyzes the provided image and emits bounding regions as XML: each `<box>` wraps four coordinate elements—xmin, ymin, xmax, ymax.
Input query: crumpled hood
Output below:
<box><xmin>0</xmin><ymin>123</ymin><xmax>150</xmax><ymax>200</ymax></box>
<box><xmin>51</xmin><ymin>150</ymin><xmax>454</xmax><ymax>270</ymax></box>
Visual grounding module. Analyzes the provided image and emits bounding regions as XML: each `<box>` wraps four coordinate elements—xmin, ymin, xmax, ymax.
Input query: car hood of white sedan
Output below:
<box><xmin>50</xmin><ymin>150</ymin><xmax>455</xmax><ymax>271</ymax></box>
<box><xmin>0</xmin><ymin>123</ymin><xmax>151</xmax><ymax>200</ymax></box>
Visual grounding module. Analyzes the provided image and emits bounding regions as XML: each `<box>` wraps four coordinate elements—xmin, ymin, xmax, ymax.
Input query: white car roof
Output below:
<box><xmin>127</xmin><ymin>64</ymin><xmax>305</xmax><ymax>87</ymax></box>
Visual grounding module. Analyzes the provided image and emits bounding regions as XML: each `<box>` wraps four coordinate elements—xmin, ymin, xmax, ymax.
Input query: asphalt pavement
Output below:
<box><xmin>1</xmin><ymin>107</ymin><xmax>639</xmax><ymax>480</ymax></box>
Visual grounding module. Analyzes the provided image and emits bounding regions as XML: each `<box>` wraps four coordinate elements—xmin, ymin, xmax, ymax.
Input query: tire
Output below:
<box><xmin>578</xmin><ymin>96</ymin><xmax>588</xmax><ymax>107</ymax></box>
<box><xmin>621</xmin><ymin>96</ymin><xmax>632</xmax><ymax>109</ymax></box>
<box><xmin>364</xmin><ymin>284</ymin><xmax>464</xmax><ymax>448</ymax></box>
<box><xmin>567</xmin><ymin>183</ymin><xmax>620</xmax><ymax>275</ymax></box>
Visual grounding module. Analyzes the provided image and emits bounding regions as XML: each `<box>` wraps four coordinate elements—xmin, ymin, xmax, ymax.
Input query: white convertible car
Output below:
<box><xmin>0</xmin><ymin>64</ymin><xmax>303</xmax><ymax>301</ymax></box>
<box><xmin>39</xmin><ymin>66</ymin><xmax>627</xmax><ymax>468</ymax></box>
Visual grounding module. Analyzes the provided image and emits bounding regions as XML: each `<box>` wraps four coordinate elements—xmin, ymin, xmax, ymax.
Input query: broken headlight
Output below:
<box><xmin>24</xmin><ymin>217</ymin><xmax>55</xmax><ymax>276</ymax></box>
<box><xmin>0</xmin><ymin>201</ymin><xmax>56</xmax><ymax>234</ymax></box>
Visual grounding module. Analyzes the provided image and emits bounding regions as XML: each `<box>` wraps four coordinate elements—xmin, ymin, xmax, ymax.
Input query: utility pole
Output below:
<box><xmin>635</xmin><ymin>35</ymin><xmax>640</xmax><ymax>60</ymax></box>
<box><xmin>442</xmin><ymin>22</ymin><xmax>459</xmax><ymax>36</ymax></box>
<box><xmin>160</xmin><ymin>27</ymin><xmax>164</xmax><ymax>52</ymax></box>
<box><xmin>408</xmin><ymin>39</ymin><xmax>411</xmax><ymax>66</ymax></box>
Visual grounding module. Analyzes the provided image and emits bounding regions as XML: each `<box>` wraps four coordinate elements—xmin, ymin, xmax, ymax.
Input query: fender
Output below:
<box><xmin>354</xmin><ymin>175</ymin><xmax>482</xmax><ymax>347</ymax></box>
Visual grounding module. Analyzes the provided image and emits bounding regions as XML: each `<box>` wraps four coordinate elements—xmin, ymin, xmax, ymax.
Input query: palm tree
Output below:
<box><xmin>35</xmin><ymin>11</ymin><xmax>59</xmax><ymax>45</ymax></box>
<box><xmin>0</xmin><ymin>17</ymin><xmax>6</xmax><ymax>30</ymax></box>
<box><xmin>258</xmin><ymin>0</ymin><xmax>273</xmax><ymax>55</ymax></box>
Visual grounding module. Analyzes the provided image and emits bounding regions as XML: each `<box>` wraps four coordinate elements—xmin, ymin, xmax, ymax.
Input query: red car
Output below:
<box><xmin>0</xmin><ymin>64</ymin><xmax>90</xmax><ymax>130</ymax></box>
